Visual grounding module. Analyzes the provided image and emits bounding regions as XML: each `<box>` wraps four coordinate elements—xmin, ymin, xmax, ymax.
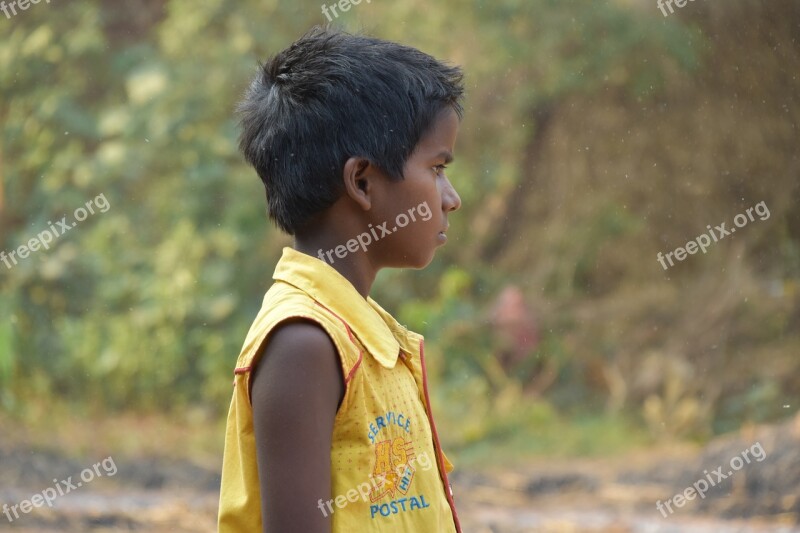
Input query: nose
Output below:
<box><xmin>442</xmin><ymin>176</ymin><xmax>461</xmax><ymax>213</ymax></box>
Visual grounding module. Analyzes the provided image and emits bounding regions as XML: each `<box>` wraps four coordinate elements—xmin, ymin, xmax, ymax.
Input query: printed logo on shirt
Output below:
<box><xmin>367</xmin><ymin>412</ymin><xmax>431</xmax><ymax>519</ymax></box>
<box><xmin>370</xmin><ymin>436</ymin><xmax>416</xmax><ymax>501</ymax></box>
<box><xmin>367</xmin><ymin>410</ymin><xmax>411</xmax><ymax>444</ymax></box>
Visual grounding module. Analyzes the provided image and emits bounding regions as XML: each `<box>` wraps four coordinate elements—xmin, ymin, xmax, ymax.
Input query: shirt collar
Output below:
<box><xmin>273</xmin><ymin>247</ymin><xmax>417</xmax><ymax>368</ymax></box>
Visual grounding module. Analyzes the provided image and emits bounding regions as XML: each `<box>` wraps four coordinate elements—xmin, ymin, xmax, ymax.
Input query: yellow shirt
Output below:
<box><xmin>218</xmin><ymin>247</ymin><xmax>461</xmax><ymax>532</ymax></box>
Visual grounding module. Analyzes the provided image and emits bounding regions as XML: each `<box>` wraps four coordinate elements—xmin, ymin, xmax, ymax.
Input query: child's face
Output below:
<box><xmin>371</xmin><ymin>107</ymin><xmax>462</xmax><ymax>268</ymax></box>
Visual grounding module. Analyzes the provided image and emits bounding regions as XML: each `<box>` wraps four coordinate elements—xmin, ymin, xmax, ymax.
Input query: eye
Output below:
<box><xmin>432</xmin><ymin>164</ymin><xmax>448</xmax><ymax>176</ymax></box>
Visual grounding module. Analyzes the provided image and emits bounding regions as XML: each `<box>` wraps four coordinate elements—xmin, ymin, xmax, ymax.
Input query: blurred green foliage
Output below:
<box><xmin>1</xmin><ymin>0</ymin><xmax>798</xmax><ymax>457</ymax></box>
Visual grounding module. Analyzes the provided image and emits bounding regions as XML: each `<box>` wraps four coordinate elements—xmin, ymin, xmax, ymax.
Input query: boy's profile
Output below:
<box><xmin>218</xmin><ymin>26</ymin><xmax>464</xmax><ymax>532</ymax></box>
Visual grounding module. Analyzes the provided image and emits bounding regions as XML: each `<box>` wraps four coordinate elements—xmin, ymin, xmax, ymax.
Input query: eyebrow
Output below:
<box><xmin>434</xmin><ymin>151</ymin><xmax>454</xmax><ymax>164</ymax></box>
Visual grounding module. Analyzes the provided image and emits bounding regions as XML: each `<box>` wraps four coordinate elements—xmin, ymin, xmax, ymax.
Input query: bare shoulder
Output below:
<box><xmin>251</xmin><ymin>318</ymin><xmax>344</xmax><ymax>410</ymax></box>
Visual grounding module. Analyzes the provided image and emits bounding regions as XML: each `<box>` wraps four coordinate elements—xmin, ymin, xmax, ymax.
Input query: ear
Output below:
<box><xmin>342</xmin><ymin>157</ymin><xmax>373</xmax><ymax>211</ymax></box>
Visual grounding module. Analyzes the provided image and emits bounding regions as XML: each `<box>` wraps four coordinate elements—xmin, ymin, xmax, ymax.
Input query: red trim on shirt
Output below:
<box><xmin>419</xmin><ymin>338</ymin><xmax>462</xmax><ymax>533</ymax></box>
<box><xmin>344</xmin><ymin>351</ymin><xmax>363</xmax><ymax>385</ymax></box>
<box><xmin>314</xmin><ymin>301</ymin><xmax>363</xmax><ymax>384</ymax></box>
<box><xmin>315</xmin><ymin>301</ymin><xmax>356</xmax><ymax>342</ymax></box>
<box><xmin>233</xmin><ymin>366</ymin><xmax>252</xmax><ymax>375</ymax></box>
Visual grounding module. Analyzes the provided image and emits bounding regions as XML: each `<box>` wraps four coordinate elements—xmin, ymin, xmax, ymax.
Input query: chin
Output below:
<box><xmin>408</xmin><ymin>250</ymin><xmax>437</xmax><ymax>269</ymax></box>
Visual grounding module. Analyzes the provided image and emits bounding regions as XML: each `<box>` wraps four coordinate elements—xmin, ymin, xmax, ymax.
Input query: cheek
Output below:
<box><xmin>386</xmin><ymin>169</ymin><xmax>442</xmax><ymax>226</ymax></box>
<box><xmin>413</xmin><ymin>176</ymin><xmax>442</xmax><ymax>212</ymax></box>
<box><xmin>392</xmin><ymin>186</ymin><xmax>435</xmax><ymax>217</ymax></box>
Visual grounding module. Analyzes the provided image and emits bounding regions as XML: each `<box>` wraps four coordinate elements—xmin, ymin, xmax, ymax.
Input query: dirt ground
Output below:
<box><xmin>2</xmin><ymin>414</ymin><xmax>799</xmax><ymax>532</ymax></box>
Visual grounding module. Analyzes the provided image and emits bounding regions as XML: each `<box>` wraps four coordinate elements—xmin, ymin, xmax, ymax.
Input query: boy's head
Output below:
<box><xmin>237</xmin><ymin>26</ymin><xmax>464</xmax><ymax>243</ymax></box>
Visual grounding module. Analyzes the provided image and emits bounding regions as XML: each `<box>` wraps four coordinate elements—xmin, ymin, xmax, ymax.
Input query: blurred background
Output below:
<box><xmin>1</xmin><ymin>0</ymin><xmax>799</xmax><ymax>531</ymax></box>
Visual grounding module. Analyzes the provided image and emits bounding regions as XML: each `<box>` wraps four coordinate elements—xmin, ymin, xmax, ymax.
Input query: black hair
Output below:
<box><xmin>237</xmin><ymin>26</ymin><xmax>464</xmax><ymax>235</ymax></box>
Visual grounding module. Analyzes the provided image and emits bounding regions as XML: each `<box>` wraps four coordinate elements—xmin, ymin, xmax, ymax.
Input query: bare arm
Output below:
<box><xmin>251</xmin><ymin>320</ymin><xmax>345</xmax><ymax>533</ymax></box>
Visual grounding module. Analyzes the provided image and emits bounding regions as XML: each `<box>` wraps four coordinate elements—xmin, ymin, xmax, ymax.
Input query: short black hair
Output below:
<box><xmin>237</xmin><ymin>26</ymin><xmax>464</xmax><ymax>235</ymax></box>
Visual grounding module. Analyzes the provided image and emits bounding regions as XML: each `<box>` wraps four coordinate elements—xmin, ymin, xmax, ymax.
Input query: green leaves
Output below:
<box><xmin>3</xmin><ymin>0</ymin><xmax>787</xmax><ymax>443</ymax></box>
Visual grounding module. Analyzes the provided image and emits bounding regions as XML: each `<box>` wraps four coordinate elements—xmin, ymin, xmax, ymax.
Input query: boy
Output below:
<box><xmin>218</xmin><ymin>26</ymin><xmax>464</xmax><ymax>532</ymax></box>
